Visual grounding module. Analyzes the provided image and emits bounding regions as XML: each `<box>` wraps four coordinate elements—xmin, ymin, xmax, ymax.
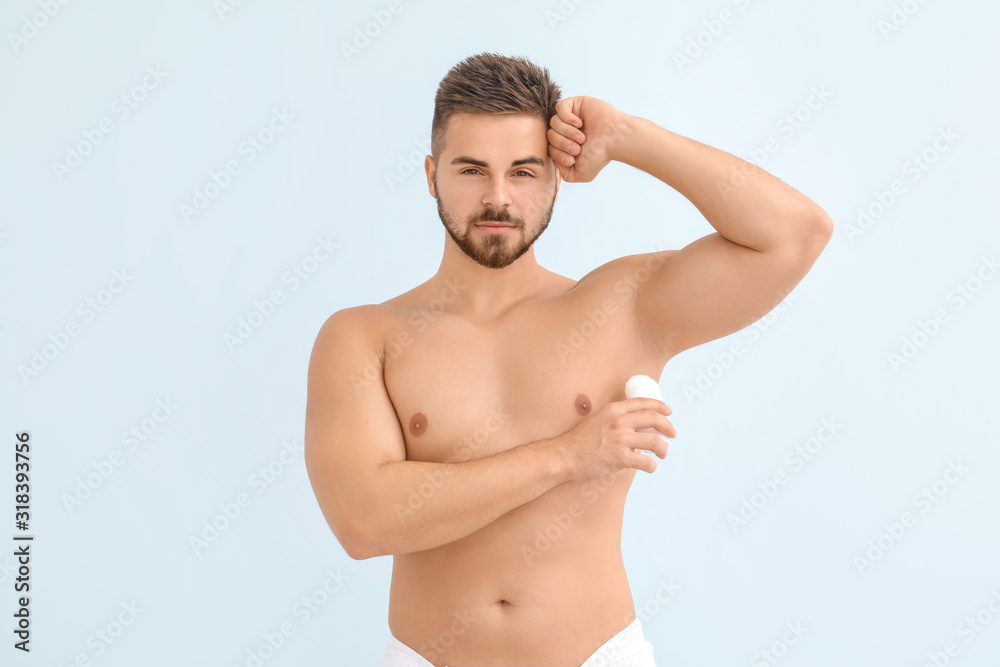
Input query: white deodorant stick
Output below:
<box><xmin>625</xmin><ymin>374</ymin><xmax>669</xmax><ymax>443</ymax></box>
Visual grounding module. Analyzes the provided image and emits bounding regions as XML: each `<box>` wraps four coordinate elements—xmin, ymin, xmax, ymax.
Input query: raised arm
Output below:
<box><xmin>546</xmin><ymin>98</ymin><xmax>833</xmax><ymax>365</ymax></box>
<box><xmin>304</xmin><ymin>306</ymin><xmax>574</xmax><ymax>560</ymax></box>
<box><xmin>616</xmin><ymin>115</ymin><xmax>833</xmax><ymax>361</ymax></box>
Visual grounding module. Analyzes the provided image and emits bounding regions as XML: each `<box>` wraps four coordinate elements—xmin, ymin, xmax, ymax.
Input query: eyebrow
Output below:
<box><xmin>450</xmin><ymin>156</ymin><xmax>546</xmax><ymax>168</ymax></box>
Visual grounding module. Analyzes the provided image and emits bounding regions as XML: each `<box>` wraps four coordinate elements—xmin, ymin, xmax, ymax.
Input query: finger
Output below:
<box><xmin>555</xmin><ymin>98</ymin><xmax>583</xmax><ymax>128</ymax></box>
<box><xmin>547</xmin><ymin>127</ymin><xmax>580</xmax><ymax>156</ymax></box>
<box><xmin>627</xmin><ymin>450</ymin><xmax>658</xmax><ymax>474</ymax></box>
<box><xmin>633</xmin><ymin>433</ymin><xmax>670</xmax><ymax>459</ymax></box>
<box><xmin>622</xmin><ymin>397</ymin><xmax>672</xmax><ymax>416</ymax></box>
<box><xmin>622</xmin><ymin>409</ymin><xmax>677</xmax><ymax>440</ymax></box>
<box><xmin>554</xmin><ymin>158</ymin><xmax>573</xmax><ymax>182</ymax></box>
<box><xmin>550</xmin><ymin>114</ymin><xmax>586</xmax><ymax>145</ymax></box>
<box><xmin>547</xmin><ymin>142</ymin><xmax>576</xmax><ymax>169</ymax></box>
<box><xmin>655</xmin><ymin>415</ymin><xmax>678</xmax><ymax>439</ymax></box>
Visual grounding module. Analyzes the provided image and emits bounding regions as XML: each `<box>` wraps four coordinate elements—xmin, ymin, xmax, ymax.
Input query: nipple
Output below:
<box><xmin>574</xmin><ymin>394</ymin><xmax>591</xmax><ymax>416</ymax></box>
<box><xmin>409</xmin><ymin>412</ymin><xmax>428</xmax><ymax>437</ymax></box>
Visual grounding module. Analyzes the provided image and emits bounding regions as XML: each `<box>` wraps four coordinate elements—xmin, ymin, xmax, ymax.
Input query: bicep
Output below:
<box><xmin>635</xmin><ymin>232</ymin><xmax>822</xmax><ymax>359</ymax></box>
<box><xmin>304</xmin><ymin>307</ymin><xmax>406</xmax><ymax>544</ymax></box>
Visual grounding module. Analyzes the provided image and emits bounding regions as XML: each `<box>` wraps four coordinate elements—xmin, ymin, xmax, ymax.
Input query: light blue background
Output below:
<box><xmin>2</xmin><ymin>1</ymin><xmax>999</xmax><ymax>665</ymax></box>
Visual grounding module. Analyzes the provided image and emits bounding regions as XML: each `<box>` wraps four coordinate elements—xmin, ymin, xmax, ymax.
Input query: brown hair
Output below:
<box><xmin>431</xmin><ymin>52</ymin><xmax>562</xmax><ymax>162</ymax></box>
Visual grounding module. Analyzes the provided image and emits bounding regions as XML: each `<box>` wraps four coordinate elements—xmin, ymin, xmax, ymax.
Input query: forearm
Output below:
<box><xmin>354</xmin><ymin>437</ymin><xmax>571</xmax><ymax>558</ymax></box>
<box><xmin>612</xmin><ymin>115</ymin><xmax>829</xmax><ymax>251</ymax></box>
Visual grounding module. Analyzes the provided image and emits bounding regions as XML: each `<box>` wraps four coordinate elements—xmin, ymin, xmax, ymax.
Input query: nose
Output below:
<box><xmin>482</xmin><ymin>175</ymin><xmax>512</xmax><ymax>210</ymax></box>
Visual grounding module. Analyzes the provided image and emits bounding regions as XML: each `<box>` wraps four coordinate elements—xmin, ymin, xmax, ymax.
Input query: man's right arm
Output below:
<box><xmin>304</xmin><ymin>306</ymin><xmax>577</xmax><ymax>560</ymax></box>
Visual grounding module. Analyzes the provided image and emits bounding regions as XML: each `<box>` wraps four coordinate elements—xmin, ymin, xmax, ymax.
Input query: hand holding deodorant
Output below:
<box><xmin>625</xmin><ymin>375</ymin><xmax>669</xmax><ymax>444</ymax></box>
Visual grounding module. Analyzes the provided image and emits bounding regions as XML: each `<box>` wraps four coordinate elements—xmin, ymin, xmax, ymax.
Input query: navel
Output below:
<box><xmin>409</xmin><ymin>412</ymin><xmax>428</xmax><ymax>437</ymax></box>
<box><xmin>574</xmin><ymin>394</ymin><xmax>591</xmax><ymax>416</ymax></box>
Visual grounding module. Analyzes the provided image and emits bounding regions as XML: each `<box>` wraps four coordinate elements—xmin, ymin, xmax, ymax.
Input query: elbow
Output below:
<box><xmin>793</xmin><ymin>208</ymin><xmax>834</xmax><ymax>259</ymax></box>
<box><xmin>808</xmin><ymin>211</ymin><xmax>834</xmax><ymax>261</ymax></box>
<box><xmin>770</xmin><ymin>207</ymin><xmax>833</xmax><ymax>258</ymax></box>
<box><xmin>339</xmin><ymin>525</ymin><xmax>381</xmax><ymax>560</ymax></box>
<box><xmin>811</xmin><ymin>208</ymin><xmax>834</xmax><ymax>246</ymax></box>
<box><xmin>340</xmin><ymin>516</ymin><xmax>393</xmax><ymax>560</ymax></box>
<box><xmin>316</xmin><ymin>504</ymin><xmax>384</xmax><ymax>560</ymax></box>
<box><xmin>772</xmin><ymin>209</ymin><xmax>833</xmax><ymax>269</ymax></box>
<box><xmin>310</xmin><ymin>468</ymin><xmax>404</xmax><ymax>560</ymax></box>
<box><xmin>342</xmin><ymin>534</ymin><xmax>378</xmax><ymax>561</ymax></box>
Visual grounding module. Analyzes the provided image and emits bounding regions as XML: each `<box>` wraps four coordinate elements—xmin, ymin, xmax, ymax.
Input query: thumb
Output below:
<box><xmin>556</xmin><ymin>159</ymin><xmax>575</xmax><ymax>182</ymax></box>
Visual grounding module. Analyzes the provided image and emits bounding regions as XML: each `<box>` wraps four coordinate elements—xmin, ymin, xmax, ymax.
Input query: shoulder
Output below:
<box><xmin>574</xmin><ymin>250</ymin><xmax>678</xmax><ymax>292</ymax></box>
<box><xmin>311</xmin><ymin>304</ymin><xmax>396</xmax><ymax>361</ymax></box>
<box><xmin>315</xmin><ymin>303</ymin><xmax>391</xmax><ymax>334</ymax></box>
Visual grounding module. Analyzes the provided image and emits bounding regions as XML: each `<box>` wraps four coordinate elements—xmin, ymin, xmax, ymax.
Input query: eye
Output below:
<box><xmin>459</xmin><ymin>168</ymin><xmax>534</xmax><ymax>177</ymax></box>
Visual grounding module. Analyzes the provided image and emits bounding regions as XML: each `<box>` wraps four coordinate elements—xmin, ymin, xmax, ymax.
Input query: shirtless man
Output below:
<box><xmin>304</xmin><ymin>53</ymin><xmax>833</xmax><ymax>666</ymax></box>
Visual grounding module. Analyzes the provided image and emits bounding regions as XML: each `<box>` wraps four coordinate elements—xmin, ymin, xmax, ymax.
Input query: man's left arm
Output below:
<box><xmin>548</xmin><ymin>97</ymin><xmax>834</xmax><ymax>363</ymax></box>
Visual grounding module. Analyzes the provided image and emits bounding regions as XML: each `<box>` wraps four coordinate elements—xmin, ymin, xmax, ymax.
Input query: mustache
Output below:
<box><xmin>475</xmin><ymin>209</ymin><xmax>519</xmax><ymax>224</ymax></box>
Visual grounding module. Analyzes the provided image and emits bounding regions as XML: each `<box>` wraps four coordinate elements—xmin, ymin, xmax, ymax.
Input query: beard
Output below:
<box><xmin>434</xmin><ymin>175</ymin><xmax>556</xmax><ymax>270</ymax></box>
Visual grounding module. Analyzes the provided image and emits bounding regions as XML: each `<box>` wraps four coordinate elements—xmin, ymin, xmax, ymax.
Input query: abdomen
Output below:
<box><xmin>387</xmin><ymin>472</ymin><xmax>638</xmax><ymax>664</ymax></box>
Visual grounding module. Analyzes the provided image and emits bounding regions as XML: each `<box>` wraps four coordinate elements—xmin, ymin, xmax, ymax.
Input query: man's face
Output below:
<box><xmin>428</xmin><ymin>113</ymin><xmax>560</xmax><ymax>270</ymax></box>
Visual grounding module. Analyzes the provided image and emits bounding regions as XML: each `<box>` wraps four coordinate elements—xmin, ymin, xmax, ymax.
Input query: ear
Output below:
<box><xmin>425</xmin><ymin>154</ymin><xmax>436</xmax><ymax>197</ymax></box>
<box><xmin>553</xmin><ymin>166</ymin><xmax>562</xmax><ymax>203</ymax></box>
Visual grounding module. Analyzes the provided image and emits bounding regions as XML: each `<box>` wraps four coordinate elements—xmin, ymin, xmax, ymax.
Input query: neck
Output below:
<box><xmin>429</xmin><ymin>238</ymin><xmax>552</xmax><ymax>321</ymax></box>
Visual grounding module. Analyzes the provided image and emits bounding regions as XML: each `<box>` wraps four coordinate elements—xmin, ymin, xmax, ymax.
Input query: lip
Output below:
<box><xmin>476</xmin><ymin>223</ymin><xmax>516</xmax><ymax>229</ymax></box>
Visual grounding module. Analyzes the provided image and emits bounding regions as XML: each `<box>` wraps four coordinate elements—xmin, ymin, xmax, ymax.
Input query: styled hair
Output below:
<box><xmin>431</xmin><ymin>52</ymin><xmax>562</xmax><ymax>161</ymax></box>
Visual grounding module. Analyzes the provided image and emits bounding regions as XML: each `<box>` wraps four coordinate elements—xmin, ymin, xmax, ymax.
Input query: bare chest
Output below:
<box><xmin>382</xmin><ymin>287</ymin><xmax>658</xmax><ymax>463</ymax></box>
